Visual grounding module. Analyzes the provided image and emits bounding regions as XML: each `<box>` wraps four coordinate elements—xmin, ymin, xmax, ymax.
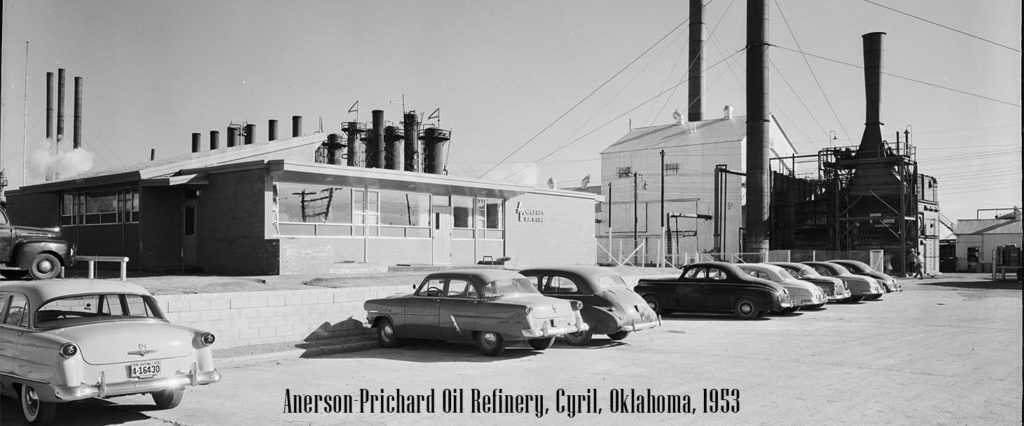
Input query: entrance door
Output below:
<box><xmin>182</xmin><ymin>196</ymin><xmax>198</xmax><ymax>266</ymax></box>
<box><xmin>432</xmin><ymin>206</ymin><xmax>453</xmax><ymax>265</ymax></box>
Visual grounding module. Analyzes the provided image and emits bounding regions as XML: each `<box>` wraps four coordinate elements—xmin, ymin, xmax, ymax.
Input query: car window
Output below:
<box><xmin>480</xmin><ymin>278</ymin><xmax>539</xmax><ymax>298</ymax></box>
<box><xmin>776</xmin><ymin>268</ymin><xmax>795</xmax><ymax>280</ymax></box>
<box><xmin>100</xmin><ymin>294</ymin><xmax>125</xmax><ymax>315</ymax></box>
<box><xmin>812</xmin><ymin>265</ymin><xmax>829</xmax><ymax>275</ymax></box>
<box><xmin>417</xmin><ymin>278</ymin><xmax>445</xmax><ymax>297</ymax></box>
<box><xmin>4</xmin><ymin>294</ymin><xmax>29</xmax><ymax>328</ymax></box>
<box><xmin>544</xmin><ymin>276</ymin><xmax>578</xmax><ymax>294</ymax></box>
<box><xmin>35</xmin><ymin>294</ymin><xmax>163</xmax><ymax>329</ymax></box>
<box><xmin>596</xmin><ymin>275</ymin><xmax>626</xmax><ymax>289</ymax></box>
<box><xmin>0</xmin><ymin>294</ymin><xmax>9</xmax><ymax>322</ymax></box>
<box><xmin>684</xmin><ymin>267</ymin><xmax>707</xmax><ymax>279</ymax></box>
<box><xmin>708</xmin><ymin>268</ymin><xmax>727</xmax><ymax>280</ymax></box>
<box><xmin>446</xmin><ymin>279</ymin><xmax>471</xmax><ymax>298</ymax></box>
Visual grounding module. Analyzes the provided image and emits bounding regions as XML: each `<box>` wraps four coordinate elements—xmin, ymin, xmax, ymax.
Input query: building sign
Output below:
<box><xmin>514</xmin><ymin>202</ymin><xmax>544</xmax><ymax>223</ymax></box>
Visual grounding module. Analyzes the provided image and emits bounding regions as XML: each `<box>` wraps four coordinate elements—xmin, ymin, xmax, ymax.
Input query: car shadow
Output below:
<box><xmin>1</xmin><ymin>397</ymin><xmax>153</xmax><ymax>426</ymax></box>
<box><xmin>659</xmin><ymin>312</ymin><xmax>774</xmax><ymax>321</ymax></box>
<box><xmin>312</xmin><ymin>340</ymin><xmax>545</xmax><ymax>362</ymax></box>
<box><xmin>917</xmin><ymin>280</ymin><xmax>1022</xmax><ymax>291</ymax></box>
<box><xmin>550</xmin><ymin>339</ymin><xmax>628</xmax><ymax>349</ymax></box>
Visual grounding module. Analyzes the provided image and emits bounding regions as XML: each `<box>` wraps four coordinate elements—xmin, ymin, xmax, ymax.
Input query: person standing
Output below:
<box><xmin>912</xmin><ymin>249</ymin><xmax>925</xmax><ymax>279</ymax></box>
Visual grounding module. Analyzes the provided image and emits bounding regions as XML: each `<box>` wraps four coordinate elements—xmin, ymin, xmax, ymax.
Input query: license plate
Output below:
<box><xmin>129</xmin><ymin>361</ymin><xmax>161</xmax><ymax>378</ymax></box>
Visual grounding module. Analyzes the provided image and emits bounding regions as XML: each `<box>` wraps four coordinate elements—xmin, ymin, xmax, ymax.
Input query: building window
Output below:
<box><xmin>379</xmin><ymin>190</ymin><xmax>430</xmax><ymax>227</ymax></box>
<box><xmin>453</xmin><ymin>196</ymin><xmax>473</xmax><ymax>228</ymax></box>
<box><xmin>61</xmin><ymin>189</ymin><xmax>139</xmax><ymax>226</ymax></box>
<box><xmin>277</xmin><ymin>183</ymin><xmax>353</xmax><ymax>224</ymax></box>
<box><xmin>476</xmin><ymin>198</ymin><xmax>503</xmax><ymax>230</ymax></box>
<box><xmin>616</xmin><ymin>166</ymin><xmax>632</xmax><ymax>178</ymax></box>
<box><xmin>664</xmin><ymin>163</ymin><xmax>680</xmax><ymax>174</ymax></box>
<box><xmin>85</xmin><ymin>193</ymin><xmax>118</xmax><ymax>224</ymax></box>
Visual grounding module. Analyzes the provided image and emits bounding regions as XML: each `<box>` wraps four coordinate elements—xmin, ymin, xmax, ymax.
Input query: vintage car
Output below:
<box><xmin>0</xmin><ymin>280</ymin><xmax>221</xmax><ymax>425</ymax></box>
<box><xmin>364</xmin><ymin>269</ymin><xmax>588</xmax><ymax>356</ymax></box>
<box><xmin>802</xmin><ymin>261</ymin><xmax>885</xmax><ymax>302</ymax></box>
<box><xmin>736</xmin><ymin>264</ymin><xmax>827</xmax><ymax>313</ymax></box>
<box><xmin>634</xmin><ymin>262</ymin><xmax>792</xmax><ymax>320</ymax></box>
<box><xmin>518</xmin><ymin>266</ymin><xmax>660</xmax><ymax>345</ymax></box>
<box><xmin>768</xmin><ymin>262</ymin><xmax>852</xmax><ymax>303</ymax></box>
<box><xmin>827</xmin><ymin>259</ymin><xmax>903</xmax><ymax>293</ymax></box>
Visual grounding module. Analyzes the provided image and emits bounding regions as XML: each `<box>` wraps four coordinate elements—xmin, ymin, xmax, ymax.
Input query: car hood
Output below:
<box><xmin>856</xmin><ymin>270</ymin><xmax>893</xmax><ymax>282</ymax></box>
<box><xmin>837</xmin><ymin>273</ymin><xmax>874</xmax><ymax>288</ymax></box>
<box><xmin>50</xmin><ymin>320</ymin><xmax>195</xmax><ymax>365</ymax></box>
<box><xmin>802</xmin><ymin>276</ymin><xmax>843</xmax><ymax>288</ymax></box>
<box><xmin>489</xmin><ymin>294</ymin><xmax>575</xmax><ymax>319</ymax></box>
<box><xmin>780</xmin><ymin>278</ymin><xmax>819</xmax><ymax>296</ymax></box>
<box><xmin>13</xmin><ymin>225</ymin><xmax>62</xmax><ymax>239</ymax></box>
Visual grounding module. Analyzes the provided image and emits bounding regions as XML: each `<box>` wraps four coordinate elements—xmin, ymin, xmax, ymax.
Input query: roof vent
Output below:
<box><xmin>723</xmin><ymin>105</ymin><xmax>733</xmax><ymax>119</ymax></box>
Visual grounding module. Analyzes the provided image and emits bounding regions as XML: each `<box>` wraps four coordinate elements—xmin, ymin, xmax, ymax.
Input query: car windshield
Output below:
<box><xmin>793</xmin><ymin>265</ymin><xmax>818</xmax><ymax>277</ymax></box>
<box><xmin>841</xmin><ymin>261</ymin><xmax>869</xmax><ymax>272</ymax></box>
<box><xmin>776</xmin><ymin>268</ymin><xmax>796</xmax><ymax>280</ymax></box>
<box><xmin>831</xmin><ymin>264</ymin><xmax>852</xmax><ymax>274</ymax></box>
<box><xmin>479</xmin><ymin>278</ymin><xmax>539</xmax><ymax>298</ymax></box>
<box><xmin>34</xmin><ymin>293</ymin><xmax>164</xmax><ymax>329</ymax></box>
<box><xmin>595</xmin><ymin>274</ymin><xmax>627</xmax><ymax>289</ymax></box>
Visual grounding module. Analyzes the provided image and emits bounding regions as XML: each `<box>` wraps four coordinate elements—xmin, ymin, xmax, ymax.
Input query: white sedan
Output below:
<box><xmin>0</xmin><ymin>279</ymin><xmax>221</xmax><ymax>425</ymax></box>
<box><xmin>737</xmin><ymin>264</ymin><xmax>828</xmax><ymax>314</ymax></box>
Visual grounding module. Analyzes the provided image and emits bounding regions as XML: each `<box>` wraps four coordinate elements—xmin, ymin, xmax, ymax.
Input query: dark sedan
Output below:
<box><xmin>828</xmin><ymin>260</ymin><xmax>902</xmax><ymax>292</ymax></box>
<box><xmin>634</xmin><ymin>262</ymin><xmax>792</xmax><ymax>320</ymax></box>
<box><xmin>519</xmin><ymin>266</ymin><xmax>660</xmax><ymax>345</ymax></box>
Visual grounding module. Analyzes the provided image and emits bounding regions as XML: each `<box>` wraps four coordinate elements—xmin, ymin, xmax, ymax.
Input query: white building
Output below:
<box><xmin>598</xmin><ymin>107</ymin><xmax>798</xmax><ymax>264</ymax></box>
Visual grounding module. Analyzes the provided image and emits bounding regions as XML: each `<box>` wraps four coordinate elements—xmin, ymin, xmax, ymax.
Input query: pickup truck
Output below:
<box><xmin>0</xmin><ymin>207</ymin><xmax>75</xmax><ymax>280</ymax></box>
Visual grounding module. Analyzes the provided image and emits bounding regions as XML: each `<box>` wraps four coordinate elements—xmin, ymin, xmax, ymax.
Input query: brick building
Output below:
<box><xmin>5</xmin><ymin>132</ymin><xmax>598</xmax><ymax>274</ymax></box>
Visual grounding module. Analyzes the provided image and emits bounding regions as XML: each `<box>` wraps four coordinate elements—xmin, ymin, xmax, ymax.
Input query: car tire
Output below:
<box><xmin>805</xmin><ymin>303</ymin><xmax>826</xmax><ymax>310</ymax></box>
<box><xmin>734</xmin><ymin>298</ymin><xmax>759</xmax><ymax>320</ymax></box>
<box><xmin>563</xmin><ymin>330</ymin><xmax>593</xmax><ymax>345</ymax></box>
<box><xmin>376</xmin><ymin>318</ymin><xmax>402</xmax><ymax>348</ymax></box>
<box><xmin>152</xmin><ymin>388</ymin><xmax>185</xmax><ymax>410</ymax></box>
<box><xmin>643</xmin><ymin>295</ymin><xmax>667</xmax><ymax>315</ymax></box>
<box><xmin>607</xmin><ymin>331</ymin><xmax>630</xmax><ymax>341</ymax></box>
<box><xmin>846</xmin><ymin>296</ymin><xmax>864</xmax><ymax>303</ymax></box>
<box><xmin>1</xmin><ymin>270</ymin><xmax>28</xmax><ymax>280</ymax></box>
<box><xmin>476</xmin><ymin>331</ymin><xmax>505</xmax><ymax>356</ymax></box>
<box><xmin>28</xmin><ymin>253</ymin><xmax>61</xmax><ymax>280</ymax></box>
<box><xmin>20</xmin><ymin>384</ymin><xmax>57</xmax><ymax>425</ymax></box>
<box><xmin>528</xmin><ymin>337</ymin><xmax>555</xmax><ymax>350</ymax></box>
<box><xmin>863</xmin><ymin>294</ymin><xmax>882</xmax><ymax>301</ymax></box>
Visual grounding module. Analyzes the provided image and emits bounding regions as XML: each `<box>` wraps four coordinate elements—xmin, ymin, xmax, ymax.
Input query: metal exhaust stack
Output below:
<box><xmin>227</xmin><ymin>126</ymin><xmax>238</xmax><ymax>147</ymax></box>
<box><xmin>244</xmin><ymin>123</ymin><xmax>255</xmax><ymax>145</ymax></box>
<box><xmin>57</xmin><ymin>68</ymin><xmax>66</xmax><ymax>148</ymax></box>
<box><xmin>403</xmin><ymin>111</ymin><xmax>421</xmax><ymax>172</ymax></box>
<box><xmin>192</xmin><ymin>133</ymin><xmax>201</xmax><ymax>153</ymax></box>
<box><xmin>209</xmin><ymin>130</ymin><xmax>220</xmax><ymax>150</ymax></box>
<box><xmin>366</xmin><ymin>110</ymin><xmax>385</xmax><ymax>168</ymax></box>
<box><xmin>421</xmin><ymin>127</ymin><xmax>451</xmax><ymax>175</ymax></box>
<box><xmin>384</xmin><ymin>125</ymin><xmax>404</xmax><ymax>170</ymax></box>
<box><xmin>743</xmin><ymin>0</ymin><xmax>770</xmax><ymax>254</ymax></box>
<box><xmin>74</xmin><ymin>77</ymin><xmax>83</xmax><ymax>149</ymax></box>
<box><xmin>292</xmin><ymin>116</ymin><xmax>302</xmax><ymax>137</ymax></box>
<box><xmin>46</xmin><ymin>72</ymin><xmax>53</xmax><ymax>140</ymax></box>
<box><xmin>342</xmin><ymin>122</ymin><xmax>366</xmax><ymax>167</ymax></box>
<box><xmin>268</xmin><ymin>119</ymin><xmax>278</xmax><ymax>141</ymax></box>
<box><xmin>326</xmin><ymin>133</ymin><xmax>345</xmax><ymax>165</ymax></box>
<box><xmin>688</xmin><ymin>0</ymin><xmax>705</xmax><ymax>122</ymax></box>
<box><xmin>858</xmin><ymin>32</ymin><xmax>886</xmax><ymax>158</ymax></box>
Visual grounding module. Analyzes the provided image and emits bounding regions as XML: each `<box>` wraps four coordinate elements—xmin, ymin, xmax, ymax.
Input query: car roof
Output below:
<box><xmin>735</xmin><ymin>263</ymin><xmax>783</xmax><ymax>273</ymax></box>
<box><xmin>686</xmin><ymin>261</ymin><xmax>746</xmax><ymax>275</ymax></box>
<box><xmin>425</xmin><ymin>269</ymin><xmax>527</xmax><ymax>283</ymax></box>
<box><xmin>518</xmin><ymin>265</ymin><xmax>619</xmax><ymax>278</ymax></box>
<box><xmin>0</xmin><ymin>279</ymin><xmax>152</xmax><ymax>305</ymax></box>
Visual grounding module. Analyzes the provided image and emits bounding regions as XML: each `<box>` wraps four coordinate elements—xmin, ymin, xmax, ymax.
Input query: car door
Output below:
<box><xmin>439</xmin><ymin>278</ymin><xmax>478</xmax><ymax>341</ymax></box>
<box><xmin>0</xmin><ymin>210</ymin><xmax>13</xmax><ymax>262</ymax></box>
<box><xmin>0</xmin><ymin>292</ymin><xmax>16</xmax><ymax>375</ymax></box>
<box><xmin>404</xmin><ymin>277</ymin><xmax>443</xmax><ymax>339</ymax></box>
<box><xmin>0</xmin><ymin>292</ymin><xmax>30</xmax><ymax>378</ymax></box>
<box><xmin>675</xmin><ymin>267</ymin><xmax>707</xmax><ymax>310</ymax></box>
<box><xmin>702</xmin><ymin>266</ymin><xmax>735</xmax><ymax>310</ymax></box>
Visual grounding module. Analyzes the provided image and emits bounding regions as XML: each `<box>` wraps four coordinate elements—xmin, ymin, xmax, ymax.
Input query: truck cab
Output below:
<box><xmin>0</xmin><ymin>207</ymin><xmax>75</xmax><ymax>280</ymax></box>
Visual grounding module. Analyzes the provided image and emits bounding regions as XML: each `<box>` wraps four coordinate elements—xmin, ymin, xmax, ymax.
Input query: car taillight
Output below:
<box><xmin>570</xmin><ymin>301</ymin><xmax>583</xmax><ymax>311</ymax></box>
<box><xmin>59</xmin><ymin>343</ymin><xmax>78</xmax><ymax>358</ymax></box>
<box><xmin>200</xmin><ymin>332</ymin><xmax>216</xmax><ymax>347</ymax></box>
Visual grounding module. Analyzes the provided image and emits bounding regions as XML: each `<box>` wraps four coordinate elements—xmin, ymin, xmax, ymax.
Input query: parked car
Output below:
<box><xmin>736</xmin><ymin>264</ymin><xmax>827</xmax><ymax>313</ymax></box>
<box><xmin>364</xmin><ymin>269</ymin><xmax>588</xmax><ymax>356</ymax></box>
<box><xmin>1</xmin><ymin>207</ymin><xmax>76</xmax><ymax>280</ymax></box>
<box><xmin>768</xmin><ymin>262</ymin><xmax>852</xmax><ymax>303</ymax></box>
<box><xmin>802</xmin><ymin>262</ymin><xmax>884</xmax><ymax>302</ymax></box>
<box><xmin>827</xmin><ymin>260</ymin><xmax>902</xmax><ymax>292</ymax></box>
<box><xmin>519</xmin><ymin>266</ymin><xmax>660</xmax><ymax>345</ymax></box>
<box><xmin>634</xmin><ymin>262</ymin><xmax>792</xmax><ymax>320</ymax></box>
<box><xmin>0</xmin><ymin>279</ymin><xmax>221</xmax><ymax>425</ymax></box>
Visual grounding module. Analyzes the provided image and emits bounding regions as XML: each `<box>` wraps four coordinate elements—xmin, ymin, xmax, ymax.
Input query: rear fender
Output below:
<box><xmin>580</xmin><ymin>306</ymin><xmax>618</xmax><ymax>334</ymax></box>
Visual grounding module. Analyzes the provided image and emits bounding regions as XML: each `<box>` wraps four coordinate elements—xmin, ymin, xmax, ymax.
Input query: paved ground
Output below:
<box><xmin>2</xmin><ymin>273</ymin><xmax>1020</xmax><ymax>425</ymax></box>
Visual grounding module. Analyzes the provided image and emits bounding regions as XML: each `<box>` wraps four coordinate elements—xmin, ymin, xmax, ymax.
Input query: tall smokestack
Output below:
<box><xmin>744</xmin><ymin>0</ymin><xmax>770</xmax><ymax>254</ymax></box>
<box><xmin>244</xmin><ymin>123</ymin><xmax>255</xmax><ymax>145</ymax></box>
<box><xmin>326</xmin><ymin>133</ymin><xmax>345</xmax><ymax>165</ymax></box>
<box><xmin>369</xmin><ymin>110</ymin><xmax>385</xmax><ymax>168</ymax></box>
<box><xmin>688</xmin><ymin>0</ymin><xmax>705</xmax><ymax>122</ymax></box>
<box><xmin>268</xmin><ymin>119</ymin><xmax>278</xmax><ymax>141</ymax></box>
<box><xmin>227</xmin><ymin>126</ymin><xmax>238</xmax><ymax>147</ymax></box>
<box><xmin>57</xmin><ymin>68</ymin><xmax>66</xmax><ymax>146</ymax></box>
<box><xmin>74</xmin><ymin>77</ymin><xmax>83</xmax><ymax>149</ymax></box>
<box><xmin>46</xmin><ymin>72</ymin><xmax>53</xmax><ymax>140</ymax></box>
<box><xmin>403</xmin><ymin>111</ymin><xmax>421</xmax><ymax>172</ymax></box>
<box><xmin>292</xmin><ymin>116</ymin><xmax>302</xmax><ymax>137</ymax></box>
<box><xmin>192</xmin><ymin>133</ymin><xmax>202</xmax><ymax>153</ymax></box>
<box><xmin>342</xmin><ymin>122</ymin><xmax>366</xmax><ymax>167</ymax></box>
<box><xmin>858</xmin><ymin>32</ymin><xmax>886</xmax><ymax>158</ymax></box>
<box><xmin>210</xmin><ymin>130</ymin><xmax>220</xmax><ymax>150</ymax></box>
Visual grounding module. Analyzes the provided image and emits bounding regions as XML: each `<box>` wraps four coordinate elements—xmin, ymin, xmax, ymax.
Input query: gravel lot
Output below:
<box><xmin>2</xmin><ymin>273</ymin><xmax>1019</xmax><ymax>425</ymax></box>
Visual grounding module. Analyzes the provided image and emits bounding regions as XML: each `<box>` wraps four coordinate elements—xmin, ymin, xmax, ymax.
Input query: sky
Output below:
<box><xmin>1</xmin><ymin>0</ymin><xmax>1021</xmax><ymax>226</ymax></box>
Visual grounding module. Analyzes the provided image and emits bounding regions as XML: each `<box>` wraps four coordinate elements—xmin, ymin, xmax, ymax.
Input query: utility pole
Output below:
<box><xmin>660</xmin><ymin>150</ymin><xmax>666</xmax><ymax>267</ymax></box>
<box><xmin>633</xmin><ymin>172</ymin><xmax>639</xmax><ymax>260</ymax></box>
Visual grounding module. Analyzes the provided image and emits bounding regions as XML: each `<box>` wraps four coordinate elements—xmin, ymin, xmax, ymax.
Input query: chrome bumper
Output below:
<box><xmin>619</xmin><ymin>317</ymin><xmax>661</xmax><ymax>332</ymax></box>
<box><xmin>828</xmin><ymin>289</ymin><xmax>852</xmax><ymax>302</ymax></box>
<box><xmin>53</xmin><ymin>364</ymin><xmax>221</xmax><ymax>401</ymax></box>
<box><xmin>522</xmin><ymin>321</ymin><xmax>589</xmax><ymax>338</ymax></box>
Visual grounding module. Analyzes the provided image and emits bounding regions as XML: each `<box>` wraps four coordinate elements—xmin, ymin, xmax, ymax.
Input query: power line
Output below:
<box><xmin>775</xmin><ymin>0</ymin><xmax>853</xmax><ymax>144</ymax></box>
<box><xmin>477</xmin><ymin>14</ymin><xmax>694</xmax><ymax>179</ymax></box>
<box><xmin>772</xmin><ymin>44</ymin><xmax>1023</xmax><ymax>108</ymax></box>
<box><xmin>862</xmin><ymin>0</ymin><xmax>1022</xmax><ymax>53</ymax></box>
<box><xmin>769</xmin><ymin>59</ymin><xmax>830</xmax><ymax>142</ymax></box>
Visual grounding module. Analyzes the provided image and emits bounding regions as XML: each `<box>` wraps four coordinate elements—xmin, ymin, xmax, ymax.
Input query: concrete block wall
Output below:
<box><xmin>154</xmin><ymin>284</ymin><xmax>410</xmax><ymax>349</ymax></box>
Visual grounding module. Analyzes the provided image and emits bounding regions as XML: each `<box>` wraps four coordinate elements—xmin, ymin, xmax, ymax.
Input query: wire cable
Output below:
<box><xmin>477</xmin><ymin>15</ymin><xmax>694</xmax><ymax>179</ymax></box>
<box><xmin>862</xmin><ymin>0</ymin><xmax>1021</xmax><ymax>53</ymax></box>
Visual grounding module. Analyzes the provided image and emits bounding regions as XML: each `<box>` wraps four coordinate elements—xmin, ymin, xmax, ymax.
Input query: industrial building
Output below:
<box><xmin>6</xmin><ymin>111</ymin><xmax>599</xmax><ymax>275</ymax></box>
<box><xmin>952</xmin><ymin>208</ymin><xmax>1022</xmax><ymax>272</ymax></box>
